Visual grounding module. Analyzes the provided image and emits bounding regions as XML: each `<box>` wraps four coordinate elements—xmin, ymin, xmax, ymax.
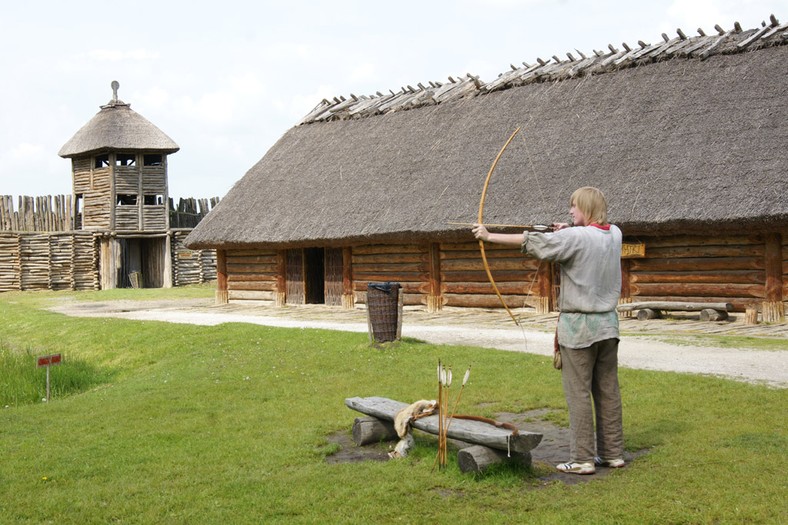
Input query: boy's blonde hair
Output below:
<box><xmin>570</xmin><ymin>187</ymin><xmax>608</xmax><ymax>225</ymax></box>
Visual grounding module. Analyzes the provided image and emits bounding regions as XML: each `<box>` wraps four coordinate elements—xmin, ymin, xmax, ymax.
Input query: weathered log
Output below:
<box><xmin>345</xmin><ymin>396</ymin><xmax>542</xmax><ymax>455</ymax></box>
<box><xmin>699</xmin><ymin>308</ymin><xmax>728</xmax><ymax>321</ymax></box>
<box><xmin>618</xmin><ymin>301</ymin><xmax>734</xmax><ymax>312</ymax></box>
<box><xmin>644</xmin><ymin>245</ymin><xmax>764</xmax><ymax>258</ymax></box>
<box><xmin>443</xmin><ymin>293</ymin><xmax>530</xmax><ymax>309</ymax></box>
<box><xmin>441</xmin><ymin>258</ymin><xmax>530</xmax><ymax>271</ymax></box>
<box><xmin>630</xmin><ymin>271</ymin><xmax>764</xmax><ymax>284</ymax></box>
<box><xmin>629</xmin><ymin>282</ymin><xmax>764</xmax><ymax>298</ymax></box>
<box><xmin>352</xmin><ymin>416</ymin><xmax>398</xmax><ymax>446</ymax></box>
<box><xmin>457</xmin><ymin>445</ymin><xmax>532</xmax><ymax>474</ymax></box>
<box><xmin>442</xmin><ymin>281</ymin><xmax>528</xmax><ymax>295</ymax></box>
<box><xmin>630</xmin><ymin>257</ymin><xmax>763</xmax><ymax>272</ymax></box>
<box><xmin>637</xmin><ymin>308</ymin><xmax>662</xmax><ymax>320</ymax></box>
<box><xmin>352</xmin><ymin>244</ymin><xmax>425</xmax><ymax>255</ymax></box>
<box><xmin>442</xmin><ymin>270</ymin><xmax>537</xmax><ymax>282</ymax></box>
<box><xmin>762</xmin><ymin>301</ymin><xmax>785</xmax><ymax>323</ymax></box>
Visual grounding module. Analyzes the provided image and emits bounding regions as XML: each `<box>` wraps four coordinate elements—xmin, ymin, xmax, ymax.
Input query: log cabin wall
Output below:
<box><xmin>0</xmin><ymin>231</ymin><xmax>99</xmax><ymax>292</ymax></box>
<box><xmin>218</xmin><ymin>242</ymin><xmax>551</xmax><ymax>311</ymax></box>
<box><xmin>223</xmin><ymin>248</ymin><xmax>280</xmax><ymax>302</ymax></box>
<box><xmin>215</xmin><ymin>232</ymin><xmax>787</xmax><ymax>321</ymax></box>
<box><xmin>626</xmin><ymin>233</ymin><xmax>778</xmax><ymax>312</ymax></box>
<box><xmin>171</xmin><ymin>230</ymin><xmax>217</xmax><ymax>286</ymax></box>
<box><xmin>783</xmin><ymin>234</ymin><xmax>788</xmax><ymax>302</ymax></box>
<box><xmin>351</xmin><ymin>244</ymin><xmax>428</xmax><ymax>306</ymax></box>
<box><xmin>440</xmin><ymin>241</ymin><xmax>545</xmax><ymax>311</ymax></box>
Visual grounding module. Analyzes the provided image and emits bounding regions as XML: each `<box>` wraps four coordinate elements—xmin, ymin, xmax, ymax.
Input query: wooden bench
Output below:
<box><xmin>617</xmin><ymin>301</ymin><xmax>734</xmax><ymax>321</ymax></box>
<box><xmin>345</xmin><ymin>396</ymin><xmax>543</xmax><ymax>474</ymax></box>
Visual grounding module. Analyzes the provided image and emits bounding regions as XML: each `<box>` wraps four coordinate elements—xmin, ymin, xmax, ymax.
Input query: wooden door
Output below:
<box><xmin>324</xmin><ymin>248</ymin><xmax>344</xmax><ymax>306</ymax></box>
<box><xmin>285</xmin><ymin>249</ymin><xmax>305</xmax><ymax>304</ymax></box>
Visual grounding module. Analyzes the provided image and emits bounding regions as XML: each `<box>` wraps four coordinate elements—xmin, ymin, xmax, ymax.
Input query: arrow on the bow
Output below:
<box><xmin>477</xmin><ymin>127</ymin><xmax>522</xmax><ymax>326</ymax></box>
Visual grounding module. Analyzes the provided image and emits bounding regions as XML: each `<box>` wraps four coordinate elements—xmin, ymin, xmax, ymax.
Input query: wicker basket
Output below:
<box><xmin>367</xmin><ymin>282</ymin><xmax>401</xmax><ymax>343</ymax></box>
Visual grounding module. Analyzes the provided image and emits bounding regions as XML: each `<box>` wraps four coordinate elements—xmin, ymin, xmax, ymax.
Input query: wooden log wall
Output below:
<box><xmin>440</xmin><ymin>241</ymin><xmax>542</xmax><ymax>309</ymax></box>
<box><xmin>169</xmin><ymin>197</ymin><xmax>220</xmax><ymax>228</ymax></box>
<box><xmin>171</xmin><ymin>231</ymin><xmax>217</xmax><ymax>286</ymax></box>
<box><xmin>223</xmin><ymin>248</ymin><xmax>279</xmax><ymax>302</ymax></box>
<box><xmin>351</xmin><ymin>244</ymin><xmax>428</xmax><ymax>306</ymax></box>
<box><xmin>783</xmin><ymin>234</ymin><xmax>788</xmax><ymax>301</ymax></box>
<box><xmin>115</xmin><ymin>205</ymin><xmax>140</xmax><ymax>231</ymax></box>
<box><xmin>0</xmin><ymin>195</ymin><xmax>73</xmax><ymax>232</ymax></box>
<box><xmin>0</xmin><ymin>231</ymin><xmax>98</xmax><ymax>292</ymax></box>
<box><xmin>74</xmin><ymin>163</ymin><xmax>113</xmax><ymax>230</ymax></box>
<box><xmin>627</xmin><ymin>234</ymin><xmax>771</xmax><ymax>312</ymax></box>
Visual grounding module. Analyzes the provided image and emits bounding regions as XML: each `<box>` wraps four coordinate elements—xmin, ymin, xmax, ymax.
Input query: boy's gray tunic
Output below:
<box><xmin>522</xmin><ymin>225</ymin><xmax>622</xmax><ymax>349</ymax></box>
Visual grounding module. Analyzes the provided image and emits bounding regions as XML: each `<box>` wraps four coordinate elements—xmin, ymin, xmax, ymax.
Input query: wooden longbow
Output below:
<box><xmin>477</xmin><ymin>127</ymin><xmax>522</xmax><ymax>326</ymax></box>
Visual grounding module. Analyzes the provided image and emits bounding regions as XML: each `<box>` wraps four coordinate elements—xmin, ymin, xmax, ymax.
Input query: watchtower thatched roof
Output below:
<box><xmin>59</xmin><ymin>81</ymin><xmax>179</xmax><ymax>158</ymax></box>
<box><xmin>186</xmin><ymin>16</ymin><xmax>788</xmax><ymax>250</ymax></box>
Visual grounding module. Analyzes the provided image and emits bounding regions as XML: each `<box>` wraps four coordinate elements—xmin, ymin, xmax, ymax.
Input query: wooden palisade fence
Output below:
<box><xmin>0</xmin><ymin>195</ymin><xmax>218</xmax><ymax>292</ymax></box>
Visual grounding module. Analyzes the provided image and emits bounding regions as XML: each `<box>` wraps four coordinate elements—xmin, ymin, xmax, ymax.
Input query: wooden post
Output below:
<box><xmin>162</xmin><ymin>233</ymin><xmax>173</xmax><ymax>288</ymax></box>
<box><xmin>341</xmin><ymin>247</ymin><xmax>354</xmax><ymax>309</ymax></box>
<box><xmin>535</xmin><ymin>261</ymin><xmax>553</xmax><ymax>313</ymax></box>
<box><xmin>745</xmin><ymin>304</ymin><xmax>759</xmax><ymax>325</ymax></box>
<box><xmin>763</xmin><ymin>233</ymin><xmax>784</xmax><ymax>323</ymax></box>
<box><xmin>427</xmin><ymin>242</ymin><xmax>442</xmax><ymax>312</ymax></box>
<box><xmin>275</xmin><ymin>250</ymin><xmax>287</xmax><ymax>307</ymax></box>
<box><xmin>215</xmin><ymin>249</ymin><xmax>228</xmax><ymax>304</ymax></box>
<box><xmin>620</xmin><ymin>259</ymin><xmax>633</xmax><ymax>317</ymax></box>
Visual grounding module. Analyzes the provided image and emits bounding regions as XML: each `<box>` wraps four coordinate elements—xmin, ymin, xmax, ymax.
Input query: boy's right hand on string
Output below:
<box><xmin>472</xmin><ymin>223</ymin><xmax>489</xmax><ymax>241</ymax></box>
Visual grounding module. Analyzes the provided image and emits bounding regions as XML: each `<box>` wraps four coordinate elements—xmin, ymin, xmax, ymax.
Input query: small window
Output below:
<box><xmin>94</xmin><ymin>154</ymin><xmax>110</xmax><ymax>168</ymax></box>
<box><xmin>143</xmin><ymin>194</ymin><xmax>164</xmax><ymax>205</ymax></box>
<box><xmin>117</xmin><ymin>194</ymin><xmax>137</xmax><ymax>205</ymax></box>
<box><xmin>143</xmin><ymin>154</ymin><xmax>162</xmax><ymax>166</ymax></box>
<box><xmin>116</xmin><ymin>153</ymin><xmax>136</xmax><ymax>167</ymax></box>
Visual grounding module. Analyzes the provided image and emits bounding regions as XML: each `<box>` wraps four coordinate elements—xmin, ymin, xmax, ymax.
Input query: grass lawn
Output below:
<box><xmin>0</xmin><ymin>289</ymin><xmax>785</xmax><ymax>524</ymax></box>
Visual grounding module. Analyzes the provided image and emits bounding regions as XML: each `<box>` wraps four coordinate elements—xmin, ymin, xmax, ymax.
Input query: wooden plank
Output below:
<box><xmin>345</xmin><ymin>397</ymin><xmax>542</xmax><ymax>454</ymax></box>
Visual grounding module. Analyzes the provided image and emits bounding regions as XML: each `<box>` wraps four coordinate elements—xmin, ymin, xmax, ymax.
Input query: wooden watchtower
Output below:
<box><xmin>58</xmin><ymin>81</ymin><xmax>180</xmax><ymax>289</ymax></box>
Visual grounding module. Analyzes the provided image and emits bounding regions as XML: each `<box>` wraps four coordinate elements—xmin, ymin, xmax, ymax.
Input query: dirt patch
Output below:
<box><xmin>326</xmin><ymin>409</ymin><xmax>647</xmax><ymax>485</ymax></box>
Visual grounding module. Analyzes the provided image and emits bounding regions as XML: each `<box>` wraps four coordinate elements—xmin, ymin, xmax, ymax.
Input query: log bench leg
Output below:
<box><xmin>352</xmin><ymin>416</ymin><xmax>398</xmax><ymax>446</ymax></box>
<box><xmin>457</xmin><ymin>445</ymin><xmax>532</xmax><ymax>474</ymax></box>
<box><xmin>636</xmin><ymin>308</ymin><xmax>662</xmax><ymax>320</ymax></box>
<box><xmin>699</xmin><ymin>308</ymin><xmax>728</xmax><ymax>321</ymax></box>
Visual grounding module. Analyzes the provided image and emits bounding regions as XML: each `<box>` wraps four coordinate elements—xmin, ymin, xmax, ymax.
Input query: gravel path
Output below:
<box><xmin>50</xmin><ymin>299</ymin><xmax>788</xmax><ymax>388</ymax></box>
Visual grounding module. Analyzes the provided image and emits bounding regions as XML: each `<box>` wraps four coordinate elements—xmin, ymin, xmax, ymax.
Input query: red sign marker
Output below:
<box><xmin>37</xmin><ymin>354</ymin><xmax>62</xmax><ymax>367</ymax></box>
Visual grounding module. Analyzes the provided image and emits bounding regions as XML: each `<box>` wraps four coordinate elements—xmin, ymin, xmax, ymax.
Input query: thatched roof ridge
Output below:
<box><xmin>299</xmin><ymin>15</ymin><xmax>787</xmax><ymax>124</ymax></box>
<box><xmin>59</xmin><ymin>84</ymin><xmax>179</xmax><ymax>158</ymax></box>
<box><xmin>185</xmin><ymin>17</ymin><xmax>787</xmax><ymax>250</ymax></box>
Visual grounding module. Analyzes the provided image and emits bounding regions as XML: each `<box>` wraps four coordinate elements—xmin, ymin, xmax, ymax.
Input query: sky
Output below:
<box><xmin>0</xmin><ymin>0</ymin><xmax>783</xmax><ymax>201</ymax></box>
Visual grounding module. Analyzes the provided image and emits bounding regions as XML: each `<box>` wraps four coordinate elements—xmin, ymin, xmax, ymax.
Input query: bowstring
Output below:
<box><xmin>515</xmin><ymin>123</ymin><xmax>549</xmax><ymax>354</ymax></box>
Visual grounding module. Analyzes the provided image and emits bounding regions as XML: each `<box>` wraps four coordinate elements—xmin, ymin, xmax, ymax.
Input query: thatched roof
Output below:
<box><xmin>59</xmin><ymin>83</ymin><xmax>179</xmax><ymax>158</ymax></box>
<box><xmin>186</xmin><ymin>17</ymin><xmax>788</xmax><ymax>250</ymax></box>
